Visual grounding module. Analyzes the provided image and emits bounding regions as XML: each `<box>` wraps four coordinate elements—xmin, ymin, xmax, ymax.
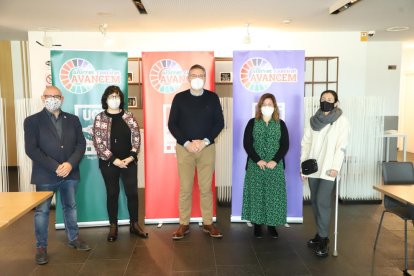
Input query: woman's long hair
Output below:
<box><xmin>255</xmin><ymin>93</ymin><xmax>280</xmax><ymax>121</ymax></box>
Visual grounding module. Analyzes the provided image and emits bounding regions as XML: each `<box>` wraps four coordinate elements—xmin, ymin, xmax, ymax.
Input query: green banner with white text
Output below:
<box><xmin>51</xmin><ymin>50</ymin><xmax>129</xmax><ymax>228</ymax></box>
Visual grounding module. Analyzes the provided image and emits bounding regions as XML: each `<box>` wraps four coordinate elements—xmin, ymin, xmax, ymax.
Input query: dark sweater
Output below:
<box><xmin>168</xmin><ymin>89</ymin><xmax>224</xmax><ymax>146</ymax></box>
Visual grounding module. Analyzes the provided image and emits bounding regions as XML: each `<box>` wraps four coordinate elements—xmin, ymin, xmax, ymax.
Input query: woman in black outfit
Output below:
<box><xmin>92</xmin><ymin>85</ymin><xmax>147</xmax><ymax>242</ymax></box>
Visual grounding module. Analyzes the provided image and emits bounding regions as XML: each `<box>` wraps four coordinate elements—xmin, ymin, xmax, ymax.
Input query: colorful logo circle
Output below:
<box><xmin>149</xmin><ymin>59</ymin><xmax>187</xmax><ymax>94</ymax></box>
<box><xmin>240</xmin><ymin>57</ymin><xmax>273</xmax><ymax>93</ymax></box>
<box><xmin>59</xmin><ymin>58</ymin><xmax>96</xmax><ymax>94</ymax></box>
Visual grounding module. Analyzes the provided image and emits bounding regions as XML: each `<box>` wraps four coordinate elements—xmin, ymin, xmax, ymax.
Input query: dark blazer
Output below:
<box><xmin>24</xmin><ymin>108</ymin><xmax>86</xmax><ymax>184</ymax></box>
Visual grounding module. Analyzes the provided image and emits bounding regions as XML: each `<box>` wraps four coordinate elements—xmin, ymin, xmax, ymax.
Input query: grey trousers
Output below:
<box><xmin>308</xmin><ymin>177</ymin><xmax>335</xmax><ymax>238</ymax></box>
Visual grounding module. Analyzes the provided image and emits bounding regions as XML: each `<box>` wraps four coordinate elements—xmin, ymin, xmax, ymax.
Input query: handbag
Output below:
<box><xmin>301</xmin><ymin>159</ymin><xmax>318</xmax><ymax>175</ymax></box>
<box><xmin>301</xmin><ymin>124</ymin><xmax>333</xmax><ymax>175</ymax></box>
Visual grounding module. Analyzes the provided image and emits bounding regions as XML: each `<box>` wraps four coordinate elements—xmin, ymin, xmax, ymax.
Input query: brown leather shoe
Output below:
<box><xmin>130</xmin><ymin>222</ymin><xmax>148</xmax><ymax>239</ymax></box>
<box><xmin>203</xmin><ymin>224</ymin><xmax>223</xmax><ymax>238</ymax></box>
<box><xmin>172</xmin><ymin>224</ymin><xmax>190</xmax><ymax>240</ymax></box>
<box><xmin>107</xmin><ymin>223</ymin><xmax>118</xmax><ymax>242</ymax></box>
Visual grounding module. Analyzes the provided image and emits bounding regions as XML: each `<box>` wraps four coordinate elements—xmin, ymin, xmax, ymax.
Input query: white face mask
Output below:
<box><xmin>44</xmin><ymin>97</ymin><xmax>62</xmax><ymax>112</ymax></box>
<box><xmin>190</xmin><ymin>78</ymin><xmax>204</xmax><ymax>91</ymax></box>
<box><xmin>107</xmin><ymin>98</ymin><xmax>121</xmax><ymax>110</ymax></box>
<box><xmin>261</xmin><ymin>106</ymin><xmax>274</xmax><ymax>117</ymax></box>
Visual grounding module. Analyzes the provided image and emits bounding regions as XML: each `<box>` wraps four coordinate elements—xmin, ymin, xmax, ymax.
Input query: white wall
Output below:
<box><xmin>365</xmin><ymin>42</ymin><xmax>403</xmax><ymax>116</ymax></box>
<box><xmin>399</xmin><ymin>45</ymin><xmax>414</xmax><ymax>152</ymax></box>
<box><xmin>26</xmin><ymin>29</ymin><xmax>405</xmax><ymax>119</ymax></box>
<box><xmin>28</xmin><ymin>29</ymin><xmax>373</xmax><ymax>100</ymax></box>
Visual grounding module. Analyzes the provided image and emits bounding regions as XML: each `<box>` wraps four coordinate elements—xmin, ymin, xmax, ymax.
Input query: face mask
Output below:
<box><xmin>261</xmin><ymin>106</ymin><xmax>274</xmax><ymax>117</ymax></box>
<box><xmin>190</xmin><ymin>78</ymin><xmax>204</xmax><ymax>91</ymax></box>
<box><xmin>44</xmin><ymin>97</ymin><xmax>62</xmax><ymax>112</ymax></box>
<box><xmin>107</xmin><ymin>98</ymin><xmax>121</xmax><ymax>110</ymax></box>
<box><xmin>320</xmin><ymin>101</ymin><xmax>335</xmax><ymax>112</ymax></box>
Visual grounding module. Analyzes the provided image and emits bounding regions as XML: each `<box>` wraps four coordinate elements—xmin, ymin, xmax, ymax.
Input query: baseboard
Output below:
<box><xmin>304</xmin><ymin>199</ymin><xmax>382</xmax><ymax>205</ymax></box>
<box><xmin>217</xmin><ymin>201</ymin><xmax>231</xmax><ymax>207</ymax></box>
<box><xmin>339</xmin><ymin>199</ymin><xmax>382</xmax><ymax>205</ymax></box>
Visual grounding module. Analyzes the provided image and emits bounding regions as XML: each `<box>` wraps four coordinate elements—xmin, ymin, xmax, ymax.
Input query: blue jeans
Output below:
<box><xmin>35</xmin><ymin>179</ymin><xmax>79</xmax><ymax>248</ymax></box>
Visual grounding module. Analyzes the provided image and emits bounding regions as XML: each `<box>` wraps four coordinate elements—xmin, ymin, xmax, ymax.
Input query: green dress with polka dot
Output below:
<box><xmin>241</xmin><ymin>119</ymin><xmax>287</xmax><ymax>226</ymax></box>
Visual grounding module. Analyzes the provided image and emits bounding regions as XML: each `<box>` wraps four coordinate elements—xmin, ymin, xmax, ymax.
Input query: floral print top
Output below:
<box><xmin>92</xmin><ymin>110</ymin><xmax>140</xmax><ymax>161</ymax></box>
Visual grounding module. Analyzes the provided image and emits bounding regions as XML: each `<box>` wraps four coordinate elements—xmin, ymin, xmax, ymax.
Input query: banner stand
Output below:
<box><xmin>51</xmin><ymin>50</ymin><xmax>130</xmax><ymax>228</ymax></box>
<box><xmin>230</xmin><ymin>216</ymin><xmax>303</xmax><ymax>223</ymax></box>
<box><xmin>56</xmin><ymin>219</ymin><xmax>131</xmax><ymax>229</ymax></box>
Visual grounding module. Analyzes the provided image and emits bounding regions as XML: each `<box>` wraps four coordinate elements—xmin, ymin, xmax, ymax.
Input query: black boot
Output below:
<box><xmin>267</xmin><ymin>226</ymin><xmax>279</xmax><ymax>239</ymax></box>
<box><xmin>130</xmin><ymin>222</ymin><xmax>148</xmax><ymax>238</ymax></box>
<box><xmin>307</xmin><ymin>233</ymin><xmax>321</xmax><ymax>248</ymax></box>
<box><xmin>253</xmin><ymin>223</ymin><xmax>263</xmax><ymax>238</ymax></box>
<box><xmin>107</xmin><ymin>223</ymin><xmax>118</xmax><ymax>242</ymax></box>
<box><xmin>315</xmin><ymin>237</ymin><xmax>329</xmax><ymax>257</ymax></box>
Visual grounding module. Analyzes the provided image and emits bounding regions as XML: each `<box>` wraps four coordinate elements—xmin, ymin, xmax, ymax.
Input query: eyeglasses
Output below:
<box><xmin>44</xmin><ymin>95</ymin><xmax>62</xmax><ymax>99</ymax></box>
<box><xmin>108</xmin><ymin>95</ymin><xmax>120</xmax><ymax>99</ymax></box>
<box><xmin>189</xmin><ymin>74</ymin><xmax>206</xmax><ymax>79</ymax></box>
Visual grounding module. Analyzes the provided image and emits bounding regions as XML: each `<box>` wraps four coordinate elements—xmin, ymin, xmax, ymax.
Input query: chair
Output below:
<box><xmin>374</xmin><ymin>161</ymin><xmax>414</xmax><ymax>274</ymax></box>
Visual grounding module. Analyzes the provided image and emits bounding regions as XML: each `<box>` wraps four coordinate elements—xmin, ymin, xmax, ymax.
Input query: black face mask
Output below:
<box><xmin>320</xmin><ymin>101</ymin><xmax>335</xmax><ymax>112</ymax></box>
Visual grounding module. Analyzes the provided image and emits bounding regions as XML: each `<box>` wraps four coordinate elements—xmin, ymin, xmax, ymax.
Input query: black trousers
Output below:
<box><xmin>99</xmin><ymin>161</ymin><xmax>138</xmax><ymax>224</ymax></box>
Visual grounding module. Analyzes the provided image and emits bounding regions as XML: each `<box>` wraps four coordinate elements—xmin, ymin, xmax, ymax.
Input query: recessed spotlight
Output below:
<box><xmin>282</xmin><ymin>19</ymin><xmax>292</xmax><ymax>24</ymax></box>
<box><xmin>38</xmin><ymin>27</ymin><xmax>59</xmax><ymax>32</ymax></box>
<box><xmin>97</xmin><ymin>12</ymin><xmax>112</xmax><ymax>17</ymax></box>
<box><xmin>386</xmin><ymin>26</ymin><xmax>409</xmax><ymax>32</ymax></box>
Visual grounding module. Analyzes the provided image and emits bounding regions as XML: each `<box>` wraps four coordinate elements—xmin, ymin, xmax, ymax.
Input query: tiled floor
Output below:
<box><xmin>1</xmin><ymin>152</ymin><xmax>413</xmax><ymax>275</ymax></box>
<box><xmin>1</xmin><ymin>194</ymin><xmax>413</xmax><ymax>275</ymax></box>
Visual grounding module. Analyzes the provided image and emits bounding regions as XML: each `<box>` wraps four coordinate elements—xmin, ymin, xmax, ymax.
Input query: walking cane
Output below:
<box><xmin>333</xmin><ymin>177</ymin><xmax>339</xmax><ymax>257</ymax></box>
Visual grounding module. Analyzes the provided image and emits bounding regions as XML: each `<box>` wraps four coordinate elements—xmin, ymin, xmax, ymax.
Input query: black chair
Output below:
<box><xmin>374</xmin><ymin>161</ymin><xmax>414</xmax><ymax>275</ymax></box>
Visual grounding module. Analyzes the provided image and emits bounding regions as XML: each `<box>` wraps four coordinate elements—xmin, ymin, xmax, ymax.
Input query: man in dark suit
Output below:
<box><xmin>24</xmin><ymin>86</ymin><xmax>90</xmax><ymax>265</ymax></box>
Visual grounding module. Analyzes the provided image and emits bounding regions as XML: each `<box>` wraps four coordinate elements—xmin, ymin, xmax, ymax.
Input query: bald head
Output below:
<box><xmin>43</xmin><ymin>86</ymin><xmax>62</xmax><ymax>97</ymax></box>
<box><xmin>42</xmin><ymin>86</ymin><xmax>64</xmax><ymax>114</ymax></box>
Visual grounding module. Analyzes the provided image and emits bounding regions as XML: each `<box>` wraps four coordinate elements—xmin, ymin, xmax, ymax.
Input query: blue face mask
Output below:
<box><xmin>320</xmin><ymin>101</ymin><xmax>335</xmax><ymax>112</ymax></box>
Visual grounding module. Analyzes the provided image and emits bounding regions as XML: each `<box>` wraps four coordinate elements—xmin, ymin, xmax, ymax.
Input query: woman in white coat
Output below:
<box><xmin>301</xmin><ymin>90</ymin><xmax>350</xmax><ymax>257</ymax></box>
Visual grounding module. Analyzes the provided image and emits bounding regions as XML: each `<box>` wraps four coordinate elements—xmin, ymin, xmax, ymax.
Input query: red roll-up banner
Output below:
<box><xmin>142</xmin><ymin>52</ymin><xmax>216</xmax><ymax>223</ymax></box>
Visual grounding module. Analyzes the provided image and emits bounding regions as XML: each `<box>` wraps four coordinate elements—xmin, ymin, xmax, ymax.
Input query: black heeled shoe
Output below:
<box><xmin>253</xmin><ymin>223</ymin><xmax>263</xmax><ymax>238</ymax></box>
<box><xmin>267</xmin><ymin>226</ymin><xmax>279</xmax><ymax>239</ymax></box>
<box><xmin>130</xmin><ymin>222</ymin><xmax>148</xmax><ymax>238</ymax></box>
<box><xmin>107</xmin><ymin>223</ymin><xmax>118</xmax><ymax>242</ymax></box>
<box><xmin>315</xmin><ymin>237</ymin><xmax>329</xmax><ymax>257</ymax></box>
<box><xmin>307</xmin><ymin>233</ymin><xmax>321</xmax><ymax>248</ymax></box>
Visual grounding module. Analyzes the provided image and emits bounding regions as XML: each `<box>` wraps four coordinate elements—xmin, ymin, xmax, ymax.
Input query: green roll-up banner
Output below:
<box><xmin>51</xmin><ymin>50</ymin><xmax>130</xmax><ymax>228</ymax></box>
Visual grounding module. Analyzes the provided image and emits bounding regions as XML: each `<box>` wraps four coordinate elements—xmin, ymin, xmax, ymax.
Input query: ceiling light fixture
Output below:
<box><xmin>99</xmin><ymin>23</ymin><xmax>108</xmax><ymax>37</ymax></box>
<box><xmin>386</xmin><ymin>26</ymin><xmax>410</xmax><ymax>32</ymax></box>
<box><xmin>132</xmin><ymin>0</ymin><xmax>148</xmax><ymax>14</ymax></box>
<box><xmin>243</xmin><ymin>23</ymin><xmax>251</xmax><ymax>44</ymax></box>
<box><xmin>36</xmin><ymin>30</ymin><xmax>62</xmax><ymax>48</ymax></box>
<box><xmin>329</xmin><ymin>0</ymin><xmax>362</xmax><ymax>14</ymax></box>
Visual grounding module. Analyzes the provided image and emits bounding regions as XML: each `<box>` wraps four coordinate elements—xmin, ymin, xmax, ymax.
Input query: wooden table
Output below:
<box><xmin>373</xmin><ymin>184</ymin><xmax>414</xmax><ymax>205</ymax></box>
<box><xmin>0</xmin><ymin>192</ymin><xmax>53</xmax><ymax>229</ymax></box>
<box><xmin>374</xmin><ymin>184</ymin><xmax>414</xmax><ymax>275</ymax></box>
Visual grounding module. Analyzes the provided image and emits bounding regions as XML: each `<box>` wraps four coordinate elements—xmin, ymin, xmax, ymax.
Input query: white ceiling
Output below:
<box><xmin>0</xmin><ymin>0</ymin><xmax>413</xmax><ymax>42</ymax></box>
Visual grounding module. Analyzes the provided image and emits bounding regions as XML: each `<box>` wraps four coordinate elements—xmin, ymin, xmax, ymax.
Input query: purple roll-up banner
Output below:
<box><xmin>231</xmin><ymin>50</ymin><xmax>305</xmax><ymax>223</ymax></box>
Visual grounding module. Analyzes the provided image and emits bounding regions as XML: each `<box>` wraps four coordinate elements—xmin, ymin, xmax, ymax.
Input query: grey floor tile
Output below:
<box><xmin>2</xmin><ymin>183</ymin><xmax>414</xmax><ymax>275</ymax></box>
<box><xmin>78</xmin><ymin>259</ymin><xmax>129</xmax><ymax>276</ymax></box>
<box><xmin>217</xmin><ymin>264</ymin><xmax>264</xmax><ymax>275</ymax></box>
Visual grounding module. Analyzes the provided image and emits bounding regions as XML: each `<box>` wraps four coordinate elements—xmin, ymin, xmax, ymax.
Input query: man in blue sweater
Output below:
<box><xmin>168</xmin><ymin>64</ymin><xmax>224</xmax><ymax>240</ymax></box>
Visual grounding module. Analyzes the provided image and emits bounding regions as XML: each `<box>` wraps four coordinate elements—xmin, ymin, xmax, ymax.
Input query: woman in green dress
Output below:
<box><xmin>241</xmin><ymin>93</ymin><xmax>289</xmax><ymax>238</ymax></box>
